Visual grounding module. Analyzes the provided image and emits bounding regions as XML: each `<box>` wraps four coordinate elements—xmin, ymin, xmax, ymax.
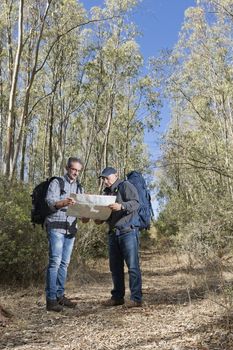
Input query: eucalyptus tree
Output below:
<box><xmin>1</xmin><ymin>0</ymin><xmax>117</xmax><ymax>181</ymax></box>
<box><xmin>0</xmin><ymin>3</ymin><xmax>9</xmax><ymax>172</ymax></box>
<box><xmin>3</xmin><ymin>0</ymin><xmax>55</xmax><ymax>180</ymax></box>
<box><xmin>27</xmin><ymin>0</ymin><xmax>89</xmax><ymax>181</ymax></box>
<box><xmin>75</xmin><ymin>0</ymin><xmax>159</xmax><ymax>190</ymax></box>
<box><xmin>154</xmin><ymin>0</ymin><xmax>233</xmax><ymax>257</ymax></box>
<box><xmin>1</xmin><ymin>0</ymin><xmax>159</xmax><ymax>186</ymax></box>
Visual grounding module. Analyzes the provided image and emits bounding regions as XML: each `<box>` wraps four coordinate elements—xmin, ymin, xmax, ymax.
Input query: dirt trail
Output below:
<box><xmin>0</xmin><ymin>250</ymin><xmax>233</xmax><ymax>350</ymax></box>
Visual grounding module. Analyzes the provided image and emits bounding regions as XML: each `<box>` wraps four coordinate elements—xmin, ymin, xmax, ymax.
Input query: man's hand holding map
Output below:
<box><xmin>66</xmin><ymin>193</ymin><xmax>116</xmax><ymax>220</ymax></box>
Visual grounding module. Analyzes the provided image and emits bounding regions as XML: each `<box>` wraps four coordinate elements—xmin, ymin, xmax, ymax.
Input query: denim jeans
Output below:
<box><xmin>108</xmin><ymin>228</ymin><xmax>142</xmax><ymax>302</ymax></box>
<box><xmin>46</xmin><ymin>229</ymin><xmax>75</xmax><ymax>301</ymax></box>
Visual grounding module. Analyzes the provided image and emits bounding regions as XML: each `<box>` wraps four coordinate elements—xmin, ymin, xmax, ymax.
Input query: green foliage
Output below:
<box><xmin>156</xmin><ymin>209</ymin><xmax>179</xmax><ymax>238</ymax></box>
<box><xmin>0</xmin><ymin>0</ymin><xmax>158</xmax><ymax>285</ymax></box>
<box><xmin>75</xmin><ymin>221</ymin><xmax>108</xmax><ymax>261</ymax></box>
<box><xmin>0</xmin><ymin>177</ymin><xmax>110</xmax><ymax>284</ymax></box>
<box><xmin>0</xmin><ymin>176</ymin><xmax>47</xmax><ymax>284</ymax></box>
<box><xmin>175</xmin><ymin>195</ymin><xmax>233</xmax><ymax>262</ymax></box>
<box><xmin>0</xmin><ymin>0</ymin><xmax>159</xmax><ymax>183</ymax></box>
<box><xmin>154</xmin><ymin>0</ymin><xmax>233</xmax><ymax>263</ymax></box>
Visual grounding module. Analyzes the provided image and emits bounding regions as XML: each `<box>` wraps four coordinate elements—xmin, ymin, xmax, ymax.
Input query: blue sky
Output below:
<box><xmin>82</xmin><ymin>0</ymin><xmax>195</xmax><ymax>149</ymax></box>
<box><xmin>81</xmin><ymin>0</ymin><xmax>196</xmax><ymax>214</ymax></box>
<box><xmin>82</xmin><ymin>0</ymin><xmax>195</xmax><ymax>57</ymax></box>
<box><xmin>132</xmin><ymin>0</ymin><xmax>196</xmax><ymax>160</ymax></box>
<box><xmin>133</xmin><ymin>0</ymin><xmax>196</xmax><ymax>57</ymax></box>
<box><xmin>82</xmin><ymin>0</ymin><xmax>195</xmax><ymax>59</ymax></box>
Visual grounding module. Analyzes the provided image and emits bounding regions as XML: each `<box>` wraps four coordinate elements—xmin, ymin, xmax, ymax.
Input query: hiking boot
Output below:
<box><xmin>46</xmin><ymin>299</ymin><xmax>63</xmax><ymax>312</ymax></box>
<box><xmin>102</xmin><ymin>298</ymin><xmax>124</xmax><ymax>307</ymax></box>
<box><xmin>57</xmin><ymin>295</ymin><xmax>77</xmax><ymax>308</ymax></box>
<box><xmin>125</xmin><ymin>300</ymin><xmax>142</xmax><ymax>308</ymax></box>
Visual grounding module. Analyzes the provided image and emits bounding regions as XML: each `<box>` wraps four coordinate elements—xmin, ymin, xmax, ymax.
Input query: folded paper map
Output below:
<box><xmin>66</xmin><ymin>193</ymin><xmax>116</xmax><ymax>220</ymax></box>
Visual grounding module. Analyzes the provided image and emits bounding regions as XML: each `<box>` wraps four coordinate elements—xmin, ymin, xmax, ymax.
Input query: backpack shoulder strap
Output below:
<box><xmin>76</xmin><ymin>180</ymin><xmax>83</xmax><ymax>194</ymax></box>
<box><xmin>117</xmin><ymin>180</ymin><xmax>128</xmax><ymax>201</ymax></box>
<box><xmin>49</xmin><ymin>176</ymin><xmax>65</xmax><ymax>195</ymax></box>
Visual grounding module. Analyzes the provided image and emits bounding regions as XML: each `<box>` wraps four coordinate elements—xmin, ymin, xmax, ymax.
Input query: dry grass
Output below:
<box><xmin>1</xmin><ymin>250</ymin><xmax>233</xmax><ymax>350</ymax></box>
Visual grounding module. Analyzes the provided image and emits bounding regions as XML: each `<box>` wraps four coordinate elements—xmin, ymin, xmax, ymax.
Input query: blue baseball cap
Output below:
<box><xmin>99</xmin><ymin>166</ymin><xmax>117</xmax><ymax>178</ymax></box>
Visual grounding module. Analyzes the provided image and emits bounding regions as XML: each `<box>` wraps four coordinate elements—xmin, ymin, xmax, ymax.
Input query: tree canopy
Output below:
<box><xmin>0</xmin><ymin>0</ymin><xmax>159</xmax><ymax>188</ymax></box>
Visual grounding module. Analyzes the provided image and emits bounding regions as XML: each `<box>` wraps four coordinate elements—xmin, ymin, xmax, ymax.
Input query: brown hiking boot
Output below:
<box><xmin>46</xmin><ymin>299</ymin><xmax>63</xmax><ymax>312</ymax></box>
<box><xmin>102</xmin><ymin>298</ymin><xmax>124</xmax><ymax>307</ymax></box>
<box><xmin>125</xmin><ymin>300</ymin><xmax>142</xmax><ymax>308</ymax></box>
<box><xmin>57</xmin><ymin>295</ymin><xmax>77</xmax><ymax>308</ymax></box>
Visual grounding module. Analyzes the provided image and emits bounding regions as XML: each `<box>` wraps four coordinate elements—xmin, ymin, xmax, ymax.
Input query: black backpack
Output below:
<box><xmin>31</xmin><ymin>177</ymin><xmax>82</xmax><ymax>226</ymax></box>
<box><xmin>126</xmin><ymin>171</ymin><xmax>154</xmax><ymax>230</ymax></box>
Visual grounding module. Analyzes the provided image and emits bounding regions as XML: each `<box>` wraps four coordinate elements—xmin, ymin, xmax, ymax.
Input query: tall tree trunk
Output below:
<box><xmin>0</xmin><ymin>53</ymin><xmax>3</xmax><ymax>173</ymax></box>
<box><xmin>48</xmin><ymin>102</ymin><xmax>54</xmax><ymax>177</ymax></box>
<box><xmin>82</xmin><ymin>94</ymin><xmax>100</xmax><ymax>181</ymax></box>
<box><xmin>7</xmin><ymin>0</ymin><xmax>52</xmax><ymax>180</ymax></box>
<box><xmin>102</xmin><ymin>94</ymin><xmax>114</xmax><ymax>167</ymax></box>
<box><xmin>6</xmin><ymin>0</ymin><xmax>14</xmax><ymax>83</ymax></box>
<box><xmin>20</xmin><ymin>127</ymin><xmax>27</xmax><ymax>181</ymax></box>
<box><xmin>28</xmin><ymin>129</ymin><xmax>35</xmax><ymax>184</ymax></box>
<box><xmin>43</xmin><ymin>114</ymin><xmax>50</xmax><ymax>178</ymax></box>
<box><xmin>4</xmin><ymin>0</ymin><xmax>24</xmax><ymax>177</ymax></box>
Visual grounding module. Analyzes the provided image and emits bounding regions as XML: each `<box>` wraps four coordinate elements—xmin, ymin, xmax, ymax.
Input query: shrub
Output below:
<box><xmin>0</xmin><ymin>176</ymin><xmax>47</xmax><ymax>284</ymax></box>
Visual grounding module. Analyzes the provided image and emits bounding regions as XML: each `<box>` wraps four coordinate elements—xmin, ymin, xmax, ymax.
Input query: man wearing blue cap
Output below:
<box><xmin>97</xmin><ymin>166</ymin><xmax>142</xmax><ymax>308</ymax></box>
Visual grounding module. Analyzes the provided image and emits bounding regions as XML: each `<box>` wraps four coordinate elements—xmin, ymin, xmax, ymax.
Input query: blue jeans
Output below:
<box><xmin>46</xmin><ymin>229</ymin><xmax>75</xmax><ymax>300</ymax></box>
<box><xmin>108</xmin><ymin>228</ymin><xmax>142</xmax><ymax>302</ymax></box>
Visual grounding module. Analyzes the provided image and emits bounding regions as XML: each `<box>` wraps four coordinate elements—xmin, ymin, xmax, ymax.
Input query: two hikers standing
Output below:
<box><xmin>41</xmin><ymin>159</ymin><xmax>147</xmax><ymax>312</ymax></box>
